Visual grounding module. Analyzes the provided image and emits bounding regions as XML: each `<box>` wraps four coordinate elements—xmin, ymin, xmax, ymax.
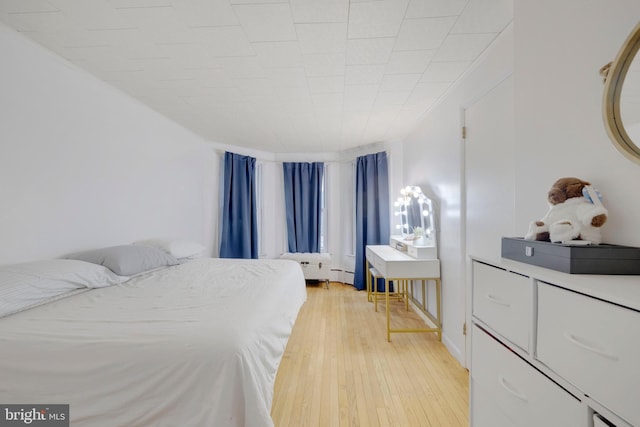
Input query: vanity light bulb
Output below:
<box><xmin>395</xmin><ymin>224</ymin><xmax>401</xmax><ymax>230</ymax></box>
<box><xmin>422</xmin><ymin>210</ymin><xmax>429</xmax><ymax>216</ymax></box>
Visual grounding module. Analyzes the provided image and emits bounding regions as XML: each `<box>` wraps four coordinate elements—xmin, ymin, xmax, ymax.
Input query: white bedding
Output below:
<box><xmin>0</xmin><ymin>258</ymin><xmax>307</xmax><ymax>427</ymax></box>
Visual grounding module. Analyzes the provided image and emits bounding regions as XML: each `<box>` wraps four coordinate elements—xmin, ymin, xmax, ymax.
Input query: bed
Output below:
<box><xmin>0</xmin><ymin>248</ymin><xmax>307</xmax><ymax>427</ymax></box>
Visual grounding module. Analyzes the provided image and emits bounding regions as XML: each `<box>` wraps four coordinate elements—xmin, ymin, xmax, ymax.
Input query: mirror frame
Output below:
<box><xmin>602</xmin><ymin>21</ymin><xmax>640</xmax><ymax>165</ymax></box>
<box><xmin>394</xmin><ymin>185</ymin><xmax>435</xmax><ymax>244</ymax></box>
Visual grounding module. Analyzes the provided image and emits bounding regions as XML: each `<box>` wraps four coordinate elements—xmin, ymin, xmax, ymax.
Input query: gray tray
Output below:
<box><xmin>501</xmin><ymin>237</ymin><xmax>640</xmax><ymax>275</ymax></box>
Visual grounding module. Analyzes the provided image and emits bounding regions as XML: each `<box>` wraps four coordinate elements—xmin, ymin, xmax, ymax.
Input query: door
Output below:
<box><xmin>463</xmin><ymin>74</ymin><xmax>515</xmax><ymax>367</ymax></box>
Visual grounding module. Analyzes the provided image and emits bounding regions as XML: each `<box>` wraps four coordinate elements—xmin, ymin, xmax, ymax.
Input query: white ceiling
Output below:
<box><xmin>0</xmin><ymin>0</ymin><xmax>513</xmax><ymax>153</ymax></box>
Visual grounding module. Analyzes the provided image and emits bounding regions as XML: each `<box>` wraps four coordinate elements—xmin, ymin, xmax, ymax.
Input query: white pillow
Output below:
<box><xmin>0</xmin><ymin>259</ymin><xmax>127</xmax><ymax>317</ymax></box>
<box><xmin>133</xmin><ymin>238</ymin><xmax>206</xmax><ymax>259</ymax></box>
<box><xmin>64</xmin><ymin>245</ymin><xmax>178</xmax><ymax>276</ymax></box>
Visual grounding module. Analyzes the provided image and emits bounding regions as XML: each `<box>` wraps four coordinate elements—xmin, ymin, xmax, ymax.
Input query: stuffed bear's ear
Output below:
<box><xmin>565</xmin><ymin>178</ymin><xmax>590</xmax><ymax>199</ymax></box>
<box><xmin>548</xmin><ymin>186</ymin><xmax>566</xmax><ymax>205</ymax></box>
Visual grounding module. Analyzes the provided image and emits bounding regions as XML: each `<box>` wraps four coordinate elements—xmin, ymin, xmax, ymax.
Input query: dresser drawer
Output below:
<box><xmin>537</xmin><ymin>283</ymin><xmax>640</xmax><ymax>426</ymax></box>
<box><xmin>472</xmin><ymin>262</ymin><xmax>531</xmax><ymax>351</ymax></box>
<box><xmin>471</xmin><ymin>324</ymin><xmax>582</xmax><ymax>427</ymax></box>
<box><xmin>471</xmin><ymin>378</ymin><xmax>517</xmax><ymax>427</ymax></box>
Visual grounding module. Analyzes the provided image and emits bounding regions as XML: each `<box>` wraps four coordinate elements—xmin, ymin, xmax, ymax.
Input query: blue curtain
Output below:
<box><xmin>219</xmin><ymin>152</ymin><xmax>258</xmax><ymax>259</ymax></box>
<box><xmin>354</xmin><ymin>152</ymin><xmax>390</xmax><ymax>291</ymax></box>
<box><xmin>283</xmin><ymin>162</ymin><xmax>324</xmax><ymax>253</ymax></box>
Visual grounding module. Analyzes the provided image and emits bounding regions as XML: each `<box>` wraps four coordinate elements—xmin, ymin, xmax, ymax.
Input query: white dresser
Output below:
<box><xmin>470</xmin><ymin>257</ymin><xmax>640</xmax><ymax>427</ymax></box>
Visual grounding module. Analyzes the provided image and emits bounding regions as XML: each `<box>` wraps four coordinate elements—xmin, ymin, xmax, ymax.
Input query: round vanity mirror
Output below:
<box><xmin>393</xmin><ymin>186</ymin><xmax>435</xmax><ymax>245</ymax></box>
<box><xmin>602</xmin><ymin>21</ymin><xmax>640</xmax><ymax>164</ymax></box>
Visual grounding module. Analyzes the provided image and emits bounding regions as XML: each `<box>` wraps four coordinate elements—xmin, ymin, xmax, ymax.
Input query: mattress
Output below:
<box><xmin>0</xmin><ymin>258</ymin><xmax>307</xmax><ymax>427</ymax></box>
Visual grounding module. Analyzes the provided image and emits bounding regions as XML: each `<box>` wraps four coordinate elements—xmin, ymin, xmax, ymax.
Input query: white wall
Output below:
<box><xmin>400</xmin><ymin>0</ymin><xmax>640</xmax><ymax>367</ymax></box>
<box><xmin>0</xmin><ymin>24</ymin><xmax>218</xmax><ymax>264</ymax></box>
<box><xmin>401</xmin><ymin>24</ymin><xmax>514</xmax><ymax>364</ymax></box>
<box><xmin>514</xmin><ymin>0</ymin><xmax>640</xmax><ymax>245</ymax></box>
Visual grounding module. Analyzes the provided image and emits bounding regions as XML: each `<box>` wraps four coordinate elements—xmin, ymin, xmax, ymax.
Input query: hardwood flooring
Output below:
<box><xmin>271</xmin><ymin>282</ymin><xmax>469</xmax><ymax>427</ymax></box>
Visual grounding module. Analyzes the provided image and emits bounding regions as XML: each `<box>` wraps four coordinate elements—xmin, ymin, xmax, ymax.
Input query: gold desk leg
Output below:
<box><xmin>386</xmin><ymin>278</ymin><xmax>391</xmax><ymax>342</ymax></box>
<box><xmin>436</xmin><ymin>278</ymin><xmax>442</xmax><ymax>341</ymax></box>
<box><xmin>404</xmin><ymin>279</ymin><xmax>409</xmax><ymax>311</ymax></box>
<box><xmin>366</xmin><ymin>260</ymin><xmax>371</xmax><ymax>302</ymax></box>
<box><xmin>374</xmin><ymin>275</ymin><xmax>379</xmax><ymax>312</ymax></box>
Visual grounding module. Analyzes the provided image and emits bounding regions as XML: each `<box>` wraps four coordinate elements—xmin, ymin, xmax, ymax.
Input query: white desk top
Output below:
<box><xmin>366</xmin><ymin>245</ymin><xmax>440</xmax><ymax>278</ymax></box>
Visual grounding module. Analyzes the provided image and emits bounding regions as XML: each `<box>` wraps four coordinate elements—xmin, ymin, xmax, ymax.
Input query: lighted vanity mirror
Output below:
<box><xmin>601</xmin><ymin>21</ymin><xmax>640</xmax><ymax>164</ymax></box>
<box><xmin>393</xmin><ymin>185</ymin><xmax>435</xmax><ymax>246</ymax></box>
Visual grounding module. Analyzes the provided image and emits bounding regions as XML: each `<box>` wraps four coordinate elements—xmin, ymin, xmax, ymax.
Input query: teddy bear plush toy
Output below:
<box><xmin>524</xmin><ymin>177</ymin><xmax>608</xmax><ymax>244</ymax></box>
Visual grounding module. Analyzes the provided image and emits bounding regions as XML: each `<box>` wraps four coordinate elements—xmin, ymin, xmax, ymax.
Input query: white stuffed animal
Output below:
<box><xmin>525</xmin><ymin>177</ymin><xmax>608</xmax><ymax>244</ymax></box>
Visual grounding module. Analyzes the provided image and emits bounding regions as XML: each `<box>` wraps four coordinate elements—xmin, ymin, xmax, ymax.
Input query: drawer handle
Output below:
<box><xmin>498</xmin><ymin>376</ymin><xmax>528</xmax><ymax>402</ymax></box>
<box><xmin>486</xmin><ymin>294</ymin><xmax>511</xmax><ymax>307</ymax></box>
<box><xmin>564</xmin><ymin>332</ymin><xmax>619</xmax><ymax>361</ymax></box>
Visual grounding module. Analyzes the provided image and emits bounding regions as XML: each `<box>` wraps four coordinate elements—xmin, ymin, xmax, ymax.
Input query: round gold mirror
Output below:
<box><xmin>601</xmin><ymin>21</ymin><xmax>640</xmax><ymax>165</ymax></box>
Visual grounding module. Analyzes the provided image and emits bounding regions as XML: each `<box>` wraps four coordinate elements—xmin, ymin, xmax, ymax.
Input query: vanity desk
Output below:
<box><xmin>366</xmin><ymin>236</ymin><xmax>441</xmax><ymax>342</ymax></box>
<box><xmin>470</xmin><ymin>256</ymin><xmax>640</xmax><ymax>427</ymax></box>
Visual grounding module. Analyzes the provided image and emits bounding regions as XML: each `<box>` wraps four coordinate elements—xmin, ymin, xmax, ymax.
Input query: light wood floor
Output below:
<box><xmin>271</xmin><ymin>282</ymin><xmax>469</xmax><ymax>427</ymax></box>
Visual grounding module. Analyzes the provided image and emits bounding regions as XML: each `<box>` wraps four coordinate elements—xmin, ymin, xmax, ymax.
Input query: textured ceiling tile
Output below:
<box><xmin>312</xmin><ymin>92</ymin><xmax>344</xmax><ymax>110</ymax></box>
<box><xmin>233</xmin><ymin>3</ymin><xmax>296</xmax><ymax>42</ymax></box>
<box><xmin>347</xmin><ymin>0</ymin><xmax>409</xmax><ymax>39</ymax></box>
<box><xmin>290</xmin><ymin>0</ymin><xmax>348</xmax><ymax>23</ymax></box>
<box><xmin>108</xmin><ymin>0</ymin><xmax>171</xmax><ymax>7</ymax></box>
<box><xmin>387</xmin><ymin>110</ymin><xmax>427</xmax><ymax>136</ymax></box>
<box><xmin>80</xmin><ymin>45</ymin><xmax>136</xmax><ymax>72</ymax></box>
<box><xmin>374</xmin><ymin>90</ymin><xmax>412</xmax><ymax>106</ymax></box>
<box><xmin>405</xmin><ymin>0</ymin><xmax>468</xmax><ymax>18</ymax></box>
<box><xmin>451</xmin><ymin>0</ymin><xmax>513</xmax><ymax>34</ymax></box>
<box><xmin>264</xmin><ymin>67</ymin><xmax>309</xmax><ymax>88</ymax></box>
<box><xmin>193</xmin><ymin>26</ymin><xmax>255</xmax><ymax>57</ymax></box>
<box><xmin>302</xmin><ymin>53</ymin><xmax>346</xmax><ymax>77</ymax></box>
<box><xmin>345</xmin><ymin>64</ymin><xmax>385</xmax><ymax>85</ymax></box>
<box><xmin>0</xmin><ymin>0</ymin><xmax>58</xmax><ymax>14</ymax></box>
<box><xmin>420</xmin><ymin>60</ymin><xmax>470</xmax><ymax>82</ymax></box>
<box><xmin>216</xmin><ymin>56</ymin><xmax>265</xmax><ymax>79</ymax></box>
<box><xmin>194</xmin><ymin>68</ymin><xmax>234</xmax><ymax>88</ymax></box>
<box><xmin>346</xmin><ymin>37</ymin><xmax>395</xmax><ymax>65</ymax></box>
<box><xmin>86</xmin><ymin>28</ymin><xmax>145</xmax><ymax>49</ymax></box>
<box><xmin>51</xmin><ymin>0</ymin><xmax>129</xmax><ymax>30</ymax></box>
<box><xmin>22</xmin><ymin>28</ymin><xmax>106</xmax><ymax>51</ymax></box>
<box><xmin>233</xmin><ymin>78</ymin><xmax>272</xmax><ymax>96</ymax></box>
<box><xmin>252</xmin><ymin>41</ymin><xmax>303</xmax><ymax>68</ymax></box>
<box><xmin>170</xmin><ymin>0</ymin><xmax>238</xmax><ymax>27</ymax></box>
<box><xmin>120</xmin><ymin>38</ymin><xmax>170</xmax><ymax>60</ymax></box>
<box><xmin>343</xmin><ymin>84</ymin><xmax>378</xmax><ymax>112</ymax></box>
<box><xmin>394</xmin><ymin>16</ymin><xmax>457</xmax><ymax>51</ymax></box>
<box><xmin>308</xmin><ymin>75</ymin><xmax>345</xmax><ymax>93</ymax></box>
<box><xmin>296</xmin><ymin>23</ymin><xmax>347</xmax><ymax>54</ymax></box>
<box><xmin>379</xmin><ymin>73</ymin><xmax>421</xmax><ymax>92</ymax></box>
<box><xmin>385</xmin><ymin>50</ymin><xmax>435</xmax><ymax>74</ymax></box>
<box><xmin>433</xmin><ymin>33</ymin><xmax>496</xmax><ymax>61</ymax></box>
<box><xmin>0</xmin><ymin>9</ymin><xmax>66</xmax><ymax>31</ymax></box>
<box><xmin>229</xmin><ymin>0</ymin><xmax>283</xmax><ymax>4</ymax></box>
<box><xmin>405</xmin><ymin>81</ymin><xmax>450</xmax><ymax>107</ymax></box>
<box><xmin>0</xmin><ymin>0</ymin><xmax>513</xmax><ymax>151</ymax></box>
<box><xmin>163</xmin><ymin>44</ymin><xmax>221</xmax><ymax>69</ymax></box>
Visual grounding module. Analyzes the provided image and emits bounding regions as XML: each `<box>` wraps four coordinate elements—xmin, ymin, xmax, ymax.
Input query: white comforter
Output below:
<box><xmin>0</xmin><ymin>258</ymin><xmax>307</xmax><ymax>427</ymax></box>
